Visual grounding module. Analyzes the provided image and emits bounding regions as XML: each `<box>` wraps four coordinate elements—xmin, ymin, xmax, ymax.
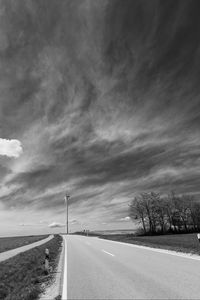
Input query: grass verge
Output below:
<box><xmin>0</xmin><ymin>234</ymin><xmax>62</xmax><ymax>300</ymax></box>
<box><xmin>0</xmin><ymin>235</ymin><xmax>48</xmax><ymax>253</ymax></box>
<box><xmin>99</xmin><ymin>233</ymin><xmax>200</xmax><ymax>255</ymax></box>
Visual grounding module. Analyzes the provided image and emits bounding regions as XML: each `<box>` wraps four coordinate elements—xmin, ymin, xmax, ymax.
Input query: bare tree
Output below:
<box><xmin>140</xmin><ymin>193</ymin><xmax>154</xmax><ymax>234</ymax></box>
<box><xmin>155</xmin><ymin>196</ymin><xmax>168</xmax><ymax>233</ymax></box>
<box><xmin>163</xmin><ymin>195</ymin><xmax>174</xmax><ymax>232</ymax></box>
<box><xmin>130</xmin><ymin>190</ymin><xmax>199</xmax><ymax>235</ymax></box>
<box><xmin>168</xmin><ymin>191</ymin><xmax>182</xmax><ymax>232</ymax></box>
<box><xmin>187</xmin><ymin>196</ymin><xmax>200</xmax><ymax>231</ymax></box>
<box><xmin>129</xmin><ymin>196</ymin><xmax>147</xmax><ymax>234</ymax></box>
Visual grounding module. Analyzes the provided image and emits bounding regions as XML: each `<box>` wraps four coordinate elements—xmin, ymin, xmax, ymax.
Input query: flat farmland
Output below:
<box><xmin>0</xmin><ymin>235</ymin><xmax>47</xmax><ymax>253</ymax></box>
<box><xmin>100</xmin><ymin>233</ymin><xmax>200</xmax><ymax>255</ymax></box>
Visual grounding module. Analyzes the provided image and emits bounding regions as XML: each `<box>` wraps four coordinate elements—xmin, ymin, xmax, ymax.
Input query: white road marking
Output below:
<box><xmin>102</xmin><ymin>249</ymin><xmax>115</xmax><ymax>257</ymax></box>
<box><xmin>62</xmin><ymin>236</ymin><xmax>67</xmax><ymax>300</ymax></box>
<box><xmin>102</xmin><ymin>238</ymin><xmax>200</xmax><ymax>261</ymax></box>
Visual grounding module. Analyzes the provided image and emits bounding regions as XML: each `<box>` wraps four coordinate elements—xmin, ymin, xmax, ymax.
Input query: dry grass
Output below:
<box><xmin>100</xmin><ymin>232</ymin><xmax>200</xmax><ymax>255</ymax></box>
<box><xmin>0</xmin><ymin>235</ymin><xmax>48</xmax><ymax>253</ymax></box>
<box><xmin>0</xmin><ymin>234</ymin><xmax>62</xmax><ymax>300</ymax></box>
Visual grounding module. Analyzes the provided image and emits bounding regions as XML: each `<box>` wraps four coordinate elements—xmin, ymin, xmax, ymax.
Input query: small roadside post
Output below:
<box><xmin>44</xmin><ymin>248</ymin><xmax>50</xmax><ymax>275</ymax></box>
<box><xmin>197</xmin><ymin>233</ymin><xmax>200</xmax><ymax>243</ymax></box>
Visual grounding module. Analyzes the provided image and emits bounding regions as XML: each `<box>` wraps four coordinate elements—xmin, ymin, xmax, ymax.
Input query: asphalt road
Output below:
<box><xmin>63</xmin><ymin>234</ymin><xmax>200</xmax><ymax>299</ymax></box>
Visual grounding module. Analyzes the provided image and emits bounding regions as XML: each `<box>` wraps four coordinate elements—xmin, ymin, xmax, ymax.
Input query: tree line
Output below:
<box><xmin>129</xmin><ymin>191</ymin><xmax>200</xmax><ymax>235</ymax></box>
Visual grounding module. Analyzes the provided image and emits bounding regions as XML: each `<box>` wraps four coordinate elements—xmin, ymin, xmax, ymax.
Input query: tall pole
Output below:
<box><xmin>65</xmin><ymin>194</ymin><xmax>70</xmax><ymax>234</ymax></box>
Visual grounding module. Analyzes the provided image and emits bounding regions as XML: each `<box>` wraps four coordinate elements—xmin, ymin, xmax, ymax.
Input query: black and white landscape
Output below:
<box><xmin>0</xmin><ymin>0</ymin><xmax>200</xmax><ymax>236</ymax></box>
<box><xmin>1</xmin><ymin>1</ymin><xmax>200</xmax><ymax>299</ymax></box>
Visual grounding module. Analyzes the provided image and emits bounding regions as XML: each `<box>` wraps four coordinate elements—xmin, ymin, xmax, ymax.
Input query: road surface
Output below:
<box><xmin>0</xmin><ymin>235</ymin><xmax>53</xmax><ymax>262</ymax></box>
<box><xmin>62</xmin><ymin>234</ymin><xmax>200</xmax><ymax>299</ymax></box>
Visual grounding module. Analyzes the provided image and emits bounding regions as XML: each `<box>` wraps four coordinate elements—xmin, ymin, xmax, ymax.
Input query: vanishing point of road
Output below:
<box><xmin>62</xmin><ymin>234</ymin><xmax>200</xmax><ymax>299</ymax></box>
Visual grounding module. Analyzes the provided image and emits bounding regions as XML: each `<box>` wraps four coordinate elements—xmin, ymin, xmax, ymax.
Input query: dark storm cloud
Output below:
<box><xmin>0</xmin><ymin>162</ymin><xmax>11</xmax><ymax>179</ymax></box>
<box><xmin>0</xmin><ymin>0</ymin><xmax>200</xmax><ymax>223</ymax></box>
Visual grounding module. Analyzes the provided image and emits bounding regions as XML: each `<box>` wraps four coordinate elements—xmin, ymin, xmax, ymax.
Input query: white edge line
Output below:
<box><xmin>62</xmin><ymin>236</ymin><xmax>67</xmax><ymax>300</ymax></box>
<box><xmin>101</xmin><ymin>238</ymin><xmax>200</xmax><ymax>261</ymax></box>
<box><xmin>102</xmin><ymin>249</ymin><xmax>115</xmax><ymax>257</ymax></box>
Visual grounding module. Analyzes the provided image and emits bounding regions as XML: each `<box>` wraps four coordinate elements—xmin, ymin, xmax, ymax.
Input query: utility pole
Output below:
<box><xmin>65</xmin><ymin>194</ymin><xmax>70</xmax><ymax>234</ymax></box>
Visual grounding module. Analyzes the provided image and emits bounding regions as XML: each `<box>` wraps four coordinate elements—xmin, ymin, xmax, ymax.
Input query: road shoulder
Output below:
<box><xmin>39</xmin><ymin>235</ymin><xmax>64</xmax><ymax>300</ymax></box>
<box><xmin>101</xmin><ymin>237</ymin><xmax>200</xmax><ymax>261</ymax></box>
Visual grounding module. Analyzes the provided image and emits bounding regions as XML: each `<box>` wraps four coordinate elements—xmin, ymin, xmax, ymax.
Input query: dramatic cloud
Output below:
<box><xmin>48</xmin><ymin>222</ymin><xmax>65</xmax><ymax>228</ymax></box>
<box><xmin>120</xmin><ymin>217</ymin><xmax>131</xmax><ymax>222</ymax></box>
<box><xmin>0</xmin><ymin>0</ymin><xmax>200</xmax><ymax>234</ymax></box>
<box><xmin>0</xmin><ymin>139</ymin><xmax>23</xmax><ymax>158</ymax></box>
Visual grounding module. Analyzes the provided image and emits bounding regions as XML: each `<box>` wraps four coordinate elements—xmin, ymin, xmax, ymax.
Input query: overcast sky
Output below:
<box><xmin>0</xmin><ymin>0</ymin><xmax>200</xmax><ymax>236</ymax></box>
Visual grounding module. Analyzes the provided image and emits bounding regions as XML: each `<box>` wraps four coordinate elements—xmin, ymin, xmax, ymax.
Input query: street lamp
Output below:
<box><xmin>64</xmin><ymin>194</ymin><xmax>70</xmax><ymax>234</ymax></box>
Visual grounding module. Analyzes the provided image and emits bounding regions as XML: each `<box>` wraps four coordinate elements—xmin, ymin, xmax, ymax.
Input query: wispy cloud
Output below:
<box><xmin>48</xmin><ymin>222</ymin><xmax>65</xmax><ymax>228</ymax></box>
<box><xmin>0</xmin><ymin>1</ymin><xmax>200</xmax><ymax>234</ymax></box>
<box><xmin>19</xmin><ymin>222</ymin><xmax>44</xmax><ymax>227</ymax></box>
<box><xmin>120</xmin><ymin>217</ymin><xmax>131</xmax><ymax>222</ymax></box>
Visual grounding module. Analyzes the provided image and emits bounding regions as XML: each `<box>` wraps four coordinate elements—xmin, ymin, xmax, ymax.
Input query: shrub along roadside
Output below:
<box><xmin>0</xmin><ymin>234</ymin><xmax>62</xmax><ymax>300</ymax></box>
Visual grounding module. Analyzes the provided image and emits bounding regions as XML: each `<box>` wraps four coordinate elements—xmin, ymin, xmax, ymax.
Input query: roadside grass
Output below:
<box><xmin>0</xmin><ymin>235</ymin><xmax>48</xmax><ymax>253</ymax></box>
<box><xmin>0</xmin><ymin>234</ymin><xmax>62</xmax><ymax>300</ymax></box>
<box><xmin>99</xmin><ymin>233</ymin><xmax>200</xmax><ymax>255</ymax></box>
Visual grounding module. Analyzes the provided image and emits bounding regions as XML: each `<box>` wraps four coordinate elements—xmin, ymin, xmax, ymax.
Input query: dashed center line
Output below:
<box><xmin>102</xmin><ymin>249</ymin><xmax>115</xmax><ymax>257</ymax></box>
